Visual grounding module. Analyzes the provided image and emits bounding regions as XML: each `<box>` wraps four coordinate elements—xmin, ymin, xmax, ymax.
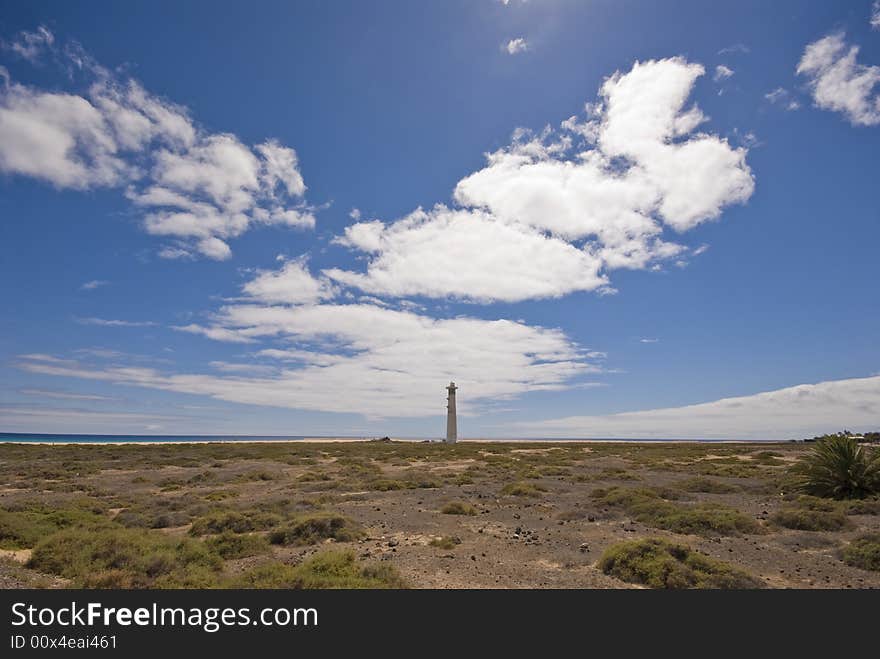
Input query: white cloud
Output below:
<box><xmin>510</xmin><ymin>375</ymin><xmax>880</xmax><ymax>440</ymax></box>
<box><xmin>713</xmin><ymin>65</ymin><xmax>734</xmax><ymax>82</ymax></box>
<box><xmin>80</xmin><ymin>279</ymin><xmax>109</xmax><ymax>290</ymax></box>
<box><xmin>18</xmin><ymin>304</ymin><xmax>600</xmax><ymax>418</ymax></box>
<box><xmin>504</xmin><ymin>38</ymin><xmax>529</xmax><ymax>55</ymax></box>
<box><xmin>718</xmin><ymin>44</ymin><xmax>749</xmax><ymax>56</ymax></box>
<box><xmin>796</xmin><ymin>32</ymin><xmax>880</xmax><ymax>126</ymax></box>
<box><xmin>325</xmin><ymin>205</ymin><xmax>607</xmax><ymax>302</ymax></box>
<box><xmin>3</xmin><ymin>26</ymin><xmax>54</xmax><ymax>63</ymax></box>
<box><xmin>242</xmin><ymin>257</ymin><xmax>337</xmax><ymax>305</ymax></box>
<box><xmin>872</xmin><ymin>1</ymin><xmax>880</xmax><ymax>30</ymax></box>
<box><xmin>157</xmin><ymin>246</ymin><xmax>192</xmax><ymax>260</ymax></box>
<box><xmin>75</xmin><ymin>317</ymin><xmax>156</xmax><ymax>327</ymax></box>
<box><xmin>327</xmin><ymin>57</ymin><xmax>753</xmax><ymax>302</ymax></box>
<box><xmin>19</xmin><ymin>388</ymin><xmax>116</xmax><ymax>401</ymax></box>
<box><xmin>764</xmin><ymin>87</ymin><xmax>801</xmax><ymax>111</ymax></box>
<box><xmin>0</xmin><ymin>406</ymin><xmax>182</xmax><ymax>433</ymax></box>
<box><xmin>174</xmin><ymin>323</ymin><xmax>257</xmax><ymax>344</ymax></box>
<box><xmin>196</xmin><ymin>236</ymin><xmax>232</xmax><ymax>261</ymax></box>
<box><xmin>639</xmin><ymin>338</ymin><xmax>659</xmax><ymax>343</ymax></box>
<box><xmin>0</xmin><ymin>28</ymin><xmax>314</xmax><ymax>258</ymax></box>
<box><xmin>0</xmin><ymin>80</ymin><xmax>134</xmax><ymax>188</ymax></box>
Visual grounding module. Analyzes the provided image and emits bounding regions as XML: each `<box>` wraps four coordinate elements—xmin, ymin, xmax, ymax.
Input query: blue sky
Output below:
<box><xmin>1</xmin><ymin>0</ymin><xmax>878</xmax><ymax>438</ymax></box>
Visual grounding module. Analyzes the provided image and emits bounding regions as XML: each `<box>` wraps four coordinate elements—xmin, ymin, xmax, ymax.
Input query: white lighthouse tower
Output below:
<box><xmin>445</xmin><ymin>381</ymin><xmax>458</xmax><ymax>444</ymax></box>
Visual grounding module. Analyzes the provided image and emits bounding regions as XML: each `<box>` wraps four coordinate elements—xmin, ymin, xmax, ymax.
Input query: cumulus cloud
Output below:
<box><xmin>0</xmin><ymin>28</ymin><xmax>314</xmax><ymax>258</ymax></box>
<box><xmin>19</xmin><ymin>304</ymin><xmax>601</xmax><ymax>418</ymax></box>
<box><xmin>796</xmin><ymin>32</ymin><xmax>880</xmax><ymax>126</ymax></box>
<box><xmin>242</xmin><ymin>257</ymin><xmax>337</xmax><ymax>305</ymax></box>
<box><xmin>504</xmin><ymin>38</ymin><xmax>529</xmax><ymax>55</ymax></box>
<box><xmin>327</xmin><ymin>57</ymin><xmax>753</xmax><ymax>302</ymax></box>
<box><xmin>510</xmin><ymin>375</ymin><xmax>880</xmax><ymax>440</ymax></box>
<box><xmin>325</xmin><ymin>206</ymin><xmax>607</xmax><ymax>302</ymax></box>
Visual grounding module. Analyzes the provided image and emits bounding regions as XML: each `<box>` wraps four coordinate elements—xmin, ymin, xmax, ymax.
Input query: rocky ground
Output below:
<box><xmin>1</xmin><ymin>440</ymin><xmax>878</xmax><ymax>588</ymax></box>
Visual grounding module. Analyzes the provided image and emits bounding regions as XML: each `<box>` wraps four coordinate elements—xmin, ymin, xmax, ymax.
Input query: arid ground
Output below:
<box><xmin>1</xmin><ymin>440</ymin><xmax>878</xmax><ymax>589</ymax></box>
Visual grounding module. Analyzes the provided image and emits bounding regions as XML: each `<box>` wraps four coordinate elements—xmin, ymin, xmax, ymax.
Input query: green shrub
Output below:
<box><xmin>599</xmin><ymin>537</ymin><xmax>764</xmax><ymax>589</ymax></box>
<box><xmin>368</xmin><ymin>479</ymin><xmax>407</xmax><ymax>491</ymax></box>
<box><xmin>27</xmin><ymin>527</ymin><xmax>222</xmax><ymax>588</ymax></box>
<box><xmin>771</xmin><ymin>508</ymin><xmax>852</xmax><ymax>532</ymax></box>
<box><xmin>297</xmin><ymin>471</ymin><xmax>333</xmax><ymax>482</ymax></box>
<box><xmin>235</xmin><ymin>470</ymin><xmax>278</xmax><ymax>482</ymax></box>
<box><xmin>268</xmin><ymin>512</ymin><xmax>362</xmax><ymax>546</ymax></box>
<box><xmin>230</xmin><ymin>550</ymin><xmax>405</xmax><ymax>588</ymax></box>
<box><xmin>440</xmin><ymin>502</ymin><xmax>477</xmax><ymax>515</ymax></box>
<box><xmin>676</xmin><ymin>477</ymin><xmax>739</xmax><ymax>494</ymax></box>
<box><xmin>844</xmin><ymin>498</ymin><xmax>880</xmax><ymax>515</ymax></box>
<box><xmin>500</xmin><ymin>482</ymin><xmax>546</xmax><ymax>497</ymax></box>
<box><xmin>203</xmin><ymin>490</ymin><xmax>235</xmax><ymax>502</ymax></box>
<box><xmin>189</xmin><ymin>510</ymin><xmax>281</xmax><ymax>536</ymax></box>
<box><xmin>593</xmin><ymin>487</ymin><xmax>761</xmax><ymax>536</ymax></box>
<box><xmin>792</xmin><ymin>435</ymin><xmax>880</xmax><ymax>499</ymax></box>
<box><xmin>429</xmin><ymin>536</ymin><xmax>461</xmax><ymax>549</ymax></box>
<box><xmin>0</xmin><ymin>504</ymin><xmax>111</xmax><ymax>549</ymax></box>
<box><xmin>841</xmin><ymin>534</ymin><xmax>880</xmax><ymax>571</ymax></box>
<box><xmin>205</xmin><ymin>531</ymin><xmax>271</xmax><ymax>559</ymax></box>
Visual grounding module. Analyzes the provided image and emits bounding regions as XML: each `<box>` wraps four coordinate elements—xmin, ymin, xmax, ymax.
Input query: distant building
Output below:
<box><xmin>445</xmin><ymin>382</ymin><xmax>457</xmax><ymax>444</ymax></box>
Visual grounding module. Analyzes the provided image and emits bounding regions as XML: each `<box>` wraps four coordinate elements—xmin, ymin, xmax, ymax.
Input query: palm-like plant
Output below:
<box><xmin>793</xmin><ymin>435</ymin><xmax>880</xmax><ymax>499</ymax></box>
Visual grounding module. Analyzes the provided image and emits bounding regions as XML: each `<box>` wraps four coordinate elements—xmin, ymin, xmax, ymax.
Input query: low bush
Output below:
<box><xmin>189</xmin><ymin>510</ymin><xmax>282</xmax><ymax>536</ymax></box>
<box><xmin>230</xmin><ymin>550</ymin><xmax>405</xmax><ymax>589</ymax></box>
<box><xmin>593</xmin><ymin>487</ymin><xmax>761</xmax><ymax>536</ymax></box>
<box><xmin>0</xmin><ymin>503</ymin><xmax>111</xmax><ymax>549</ymax></box>
<box><xmin>675</xmin><ymin>477</ymin><xmax>739</xmax><ymax>494</ymax></box>
<box><xmin>368</xmin><ymin>479</ymin><xmax>407</xmax><ymax>491</ymax></box>
<box><xmin>27</xmin><ymin>527</ymin><xmax>222</xmax><ymax>588</ymax></box>
<box><xmin>268</xmin><ymin>512</ymin><xmax>362</xmax><ymax>546</ymax></box>
<box><xmin>841</xmin><ymin>534</ymin><xmax>880</xmax><ymax>571</ymax></box>
<box><xmin>500</xmin><ymin>482</ymin><xmax>546</xmax><ymax>497</ymax></box>
<box><xmin>429</xmin><ymin>536</ymin><xmax>461</xmax><ymax>550</ymax></box>
<box><xmin>440</xmin><ymin>502</ymin><xmax>477</xmax><ymax>515</ymax></box>
<box><xmin>771</xmin><ymin>508</ymin><xmax>852</xmax><ymax>532</ymax></box>
<box><xmin>205</xmin><ymin>531</ymin><xmax>271</xmax><ymax>559</ymax></box>
<box><xmin>599</xmin><ymin>537</ymin><xmax>764</xmax><ymax>589</ymax></box>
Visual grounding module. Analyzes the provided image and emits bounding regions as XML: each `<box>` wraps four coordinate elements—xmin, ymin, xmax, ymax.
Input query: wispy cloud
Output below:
<box><xmin>19</xmin><ymin>388</ymin><xmax>117</xmax><ymax>401</ymax></box>
<box><xmin>713</xmin><ymin>65</ymin><xmax>734</xmax><ymax>82</ymax></box>
<box><xmin>80</xmin><ymin>279</ymin><xmax>109</xmax><ymax>291</ymax></box>
<box><xmin>504</xmin><ymin>38</ymin><xmax>529</xmax><ymax>55</ymax></box>
<box><xmin>17</xmin><ymin>302</ymin><xmax>604</xmax><ymax>418</ymax></box>
<box><xmin>639</xmin><ymin>338</ymin><xmax>659</xmax><ymax>344</ymax></box>
<box><xmin>1</xmin><ymin>25</ymin><xmax>54</xmax><ymax>63</ymax></box>
<box><xmin>75</xmin><ymin>317</ymin><xmax>156</xmax><ymax>327</ymax></box>
<box><xmin>510</xmin><ymin>375</ymin><xmax>880</xmax><ymax>439</ymax></box>
<box><xmin>764</xmin><ymin>87</ymin><xmax>801</xmax><ymax>111</ymax></box>
<box><xmin>718</xmin><ymin>43</ymin><xmax>749</xmax><ymax>56</ymax></box>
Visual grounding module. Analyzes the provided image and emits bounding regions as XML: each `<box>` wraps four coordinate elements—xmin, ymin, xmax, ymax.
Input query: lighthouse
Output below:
<box><xmin>445</xmin><ymin>381</ymin><xmax>458</xmax><ymax>444</ymax></box>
